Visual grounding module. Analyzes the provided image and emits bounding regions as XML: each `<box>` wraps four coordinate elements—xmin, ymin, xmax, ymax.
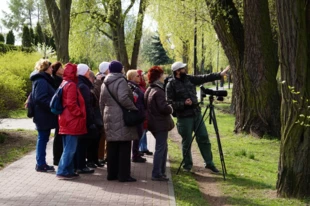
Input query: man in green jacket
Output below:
<box><xmin>166</xmin><ymin>62</ymin><xmax>229</xmax><ymax>173</ymax></box>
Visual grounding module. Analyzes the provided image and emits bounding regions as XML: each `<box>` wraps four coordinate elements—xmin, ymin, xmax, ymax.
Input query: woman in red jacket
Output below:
<box><xmin>56</xmin><ymin>63</ymin><xmax>87</xmax><ymax>180</ymax></box>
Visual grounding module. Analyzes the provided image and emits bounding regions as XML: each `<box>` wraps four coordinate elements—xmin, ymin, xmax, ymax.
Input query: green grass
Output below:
<box><xmin>7</xmin><ymin>109</ymin><xmax>27</xmax><ymax>118</ymax></box>
<box><xmin>0</xmin><ymin>129</ymin><xmax>37</xmax><ymax>169</ymax></box>
<box><xmin>204</xmin><ymin>109</ymin><xmax>310</xmax><ymax>206</ymax></box>
<box><xmin>168</xmin><ymin>139</ymin><xmax>208</xmax><ymax>206</ymax></box>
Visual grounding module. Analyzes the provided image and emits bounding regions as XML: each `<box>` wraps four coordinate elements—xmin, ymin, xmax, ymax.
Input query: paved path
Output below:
<box><xmin>0</xmin><ymin>120</ymin><xmax>176</xmax><ymax>206</ymax></box>
<box><xmin>0</xmin><ymin>118</ymin><xmax>36</xmax><ymax>130</ymax></box>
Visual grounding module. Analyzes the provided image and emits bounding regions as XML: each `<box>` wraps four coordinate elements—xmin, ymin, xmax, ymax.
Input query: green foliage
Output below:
<box><xmin>143</xmin><ymin>34</ymin><xmax>173</xmax><ymax>65</ymax></box>
<box><xmin>22</xmin><ymin>25</ymin><xmax>32</xmax><ymax>47</ymax></box>
<box><xmin>0</xmin><ymin>133</ymin><xmax>6</xmax><ymax>144</ymax></box>
<box><xmin>0</xmin><ymin>51</ymin><xmax>53</xmax><ymax>116</ymax></box>
<box><xmin>35</xmin><ymin>22</ymin><xmax>44</xmax><ymax>45</ymax></box>
<box><xmin>0</xmin><ymin>34</ymin><xmax>5</xmax><ymax>43</ymax></box>
<box><xmin>6</xmin><ymin>30</ymin><xmax>15</xmax><ymax>45</ymax></box>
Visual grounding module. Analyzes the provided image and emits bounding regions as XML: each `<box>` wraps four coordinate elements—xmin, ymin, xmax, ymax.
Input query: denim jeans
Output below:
<box><xmin>56</xmin><ymin>135</ymin><xmax>78</xmax><ymax>176</ymax></box>
<box><xmin>176</xmin><ymin>113</ymin><xmax>214</xmax><ymax>170</ymax></box>
<box><xmin>151</xmin><ymin>131</ymin><xmax>168</xmax><ymax>178</ymax></box>
<box><xmin>139</xmin><ymin>129</ymin><xmax>148</xmax><ymax>151</ymax></box>
<box><xmin>36</xmin><ymin>130</ymin><xmax>51</xmax><ymax>166</ymax></box>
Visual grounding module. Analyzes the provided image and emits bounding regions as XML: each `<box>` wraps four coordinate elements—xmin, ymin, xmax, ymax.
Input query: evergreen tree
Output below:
<box><xmin>30</xmin><ymin>27</ymin><xmax>35</xmax><ymax>45</ymax></box>
<box><xmin>6</xmin><ymin>30</ymin><xmax>15</xmax><ymax>45</ymax></box>
<box><xmin>0</xmin><ymin>34</ymin><xmax>4</xmax><ymax>43</ymax></box>
<box><xmin>35</xmin><ymin>22</ymin><xmax>44</xmax><ymax>45</ymax></box>
<box><xmin>145</xmin><ymin>35</ymin><xmax>172</xmax><ymax>65</ymax></box>
<box><xmin>22</xmin><ymin>25</ymin><xmax>32</xmax><ymax>47</ymax></box>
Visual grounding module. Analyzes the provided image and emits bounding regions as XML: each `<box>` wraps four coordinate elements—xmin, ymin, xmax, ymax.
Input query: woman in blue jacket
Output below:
<box><xmin>30</xmin><ymin>59</ymin><xmax>58</xmax><ymax>172</ymax></box>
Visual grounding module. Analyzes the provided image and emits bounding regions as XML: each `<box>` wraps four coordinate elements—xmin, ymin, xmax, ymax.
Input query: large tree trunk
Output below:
<box><xmin>130</xmin><ymin>0</ymin><xmax>147</xmax><ymax>70</ymax></box>
<box><xmin>45</xmin><ymin>0</ymin><xmax>71</xmax><ymax>63</ymax></box>
<box><xmin>276</xmin><ymin>0</ymin><xmax>310</xmax><ymax>198</ymax></box>
<box><xmin>207</xmin><ymin>0</ymin><xmax>280</xmax><ymax>138</ymax></box>
<box><xmin>241</xmin><ymin>0</ymin><xmax>280</xmax><ymax>137</ymax></box>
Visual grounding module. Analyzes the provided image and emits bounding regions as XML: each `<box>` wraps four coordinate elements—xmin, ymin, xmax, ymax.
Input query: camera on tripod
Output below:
<box><xmin>200</xmin><ymin>85</ymin><xmax>228</xmax><ymax>101</ymax></box>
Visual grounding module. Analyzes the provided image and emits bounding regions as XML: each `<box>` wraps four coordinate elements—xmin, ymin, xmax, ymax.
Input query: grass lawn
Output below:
<box><xmin>0</xmin><ymin>129</ymin><xmax>37</xmax><ymax>169</ymax></box>
<box><xmin>205</xmin><ymin>109</ymin><xmax>310</xmax><ymax>206</ymax></box>
<box><xmin>7</xmin><ymin>109</ymin><xmax>27</xmax><ymax>118</ymax></box>
<box><xmin>168</xmin><ymin>139</ymin><xmax>208</xmax><ymax>206</ymax></box>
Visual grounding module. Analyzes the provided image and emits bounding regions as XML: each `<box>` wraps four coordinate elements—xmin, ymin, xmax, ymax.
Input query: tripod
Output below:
<box><xmin>176</xmin><ymin>95</ymin><xmax>227</xmax><ymax>180</ymax></box>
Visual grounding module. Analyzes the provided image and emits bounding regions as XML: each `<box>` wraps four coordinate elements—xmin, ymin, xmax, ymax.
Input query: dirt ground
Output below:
<box><xmin>170</xmin><ymin>128</ymin><xmax>230</xmax><ymax>206</ymax></box>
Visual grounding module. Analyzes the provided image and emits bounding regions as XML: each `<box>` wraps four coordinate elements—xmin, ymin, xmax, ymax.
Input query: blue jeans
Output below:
<box><xmin>151</xmin><ymin>131</ymin><xmax>168</xmax><ymax>178</ymax></box>
<box><xmin>56</xmin><ymin>135</ymin><xmax>78</xmax><ymax>176</ymax></box>
<box><xmin>36</xmin><ymin>130</ymin><xmax>51</xmax><ymax>166</ymax></box>
<box><xmin>139</xmin><ymin>130</ymin><xmax>148</xmax><ymax>151</ymax></box>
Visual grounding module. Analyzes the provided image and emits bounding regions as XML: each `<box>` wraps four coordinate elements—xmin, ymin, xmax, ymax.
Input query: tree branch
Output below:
<box><xmin>96</xmin><ymin>26</ymin><xmax>113</xmax><ymax>40</ymax></box>
<box><xmin>123</xmin><ymin>0</ymin><xmax>135</xmax><ymax>17</ymax></box>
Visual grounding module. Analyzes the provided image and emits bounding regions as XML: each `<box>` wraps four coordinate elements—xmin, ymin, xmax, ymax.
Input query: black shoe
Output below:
<box><xmin>139</xmin><ymin>151</ymin><xmax>145</xmax><ymax>156</ymax></box>
<box><xmin>141</xmin><ymin>150</ymin><xmax>153</xmax><ymax>155</ymax></box>
<box><xmin>57</xmin><ymin>174</ymin><xmax>78</xmax><ymax>180</ymax></box>
<box><xmin>107</xmin><ymin>176</ymin><xmax>118</xmax><ymax>181</ymax></box>
<box><xmin>87</xmin><ymin>162</ymin><xmax>97</xmax><ymax>169</ymax></box>
<box><xmin>205</xmin><ymin>165</ymin><xmax>220</xmax><ymax>173</ymax></box>
<box><xmin>94</xmin><ymin>161</ymin><xmax>105</xmax><ymax>168</ymax></box>
<box><xmin>72</xmin><ymin>173</ymin><xmax>80</xmax><ymax>177</ymax></box>
<box><xmin>152</xmin><ymin>176</ymin><xmax>169</xmax><ymax>181</ymax></box>
<box><xmin>77</xmin><ymin>167</ymin><xmax>95</xmax><ymax>174</ymax></box>
<box><xmin>132</xmin><ymin>156</ymin><xmax>146</xmax><ymax>163</ymax></box>
<box><xmin>119</xmin><ymin>176</ymin><xmax>137</xmax><ymax>182</ymax></box>
<box><xmin>36</xmin><ymin>164</ymin><xmax>55</xmax><ymax>172</ymax></box>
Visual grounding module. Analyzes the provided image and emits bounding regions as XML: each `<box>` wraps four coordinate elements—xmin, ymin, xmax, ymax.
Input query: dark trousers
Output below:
<box><xmin>132</xmin><ymin>123</ymin><xmax>143</xmax><ymax>158</ymax></box>
<box><xmin>53</xmin><ymin>127</ymin><xmax>63</xmax><ymax>165</ymax></box>
<box><xmin>107</xmin><ymin>141</ymin><xmax>132</xmax><ymax>181</ymax></box>
<box><xmin>75</xmin><ymin>138</ymin><xmax>90</xmax><ymax>170</ymax></box>
<box><xmin>87</xmin><ymin>127</ymin><xmax>101</xmax><ymax>163</ymax></box>
<box><xmin>151</xmin><ymin>131</ymin><xmax>168</xmax><ymax>178</ymax></box>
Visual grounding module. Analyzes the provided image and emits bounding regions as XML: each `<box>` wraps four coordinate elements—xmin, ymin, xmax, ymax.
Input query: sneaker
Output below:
<box><xmin>36</xmin><ymin>164</ymin><xmax>55</xmax><ymax>172</ymax></box>
<box><xmin>87</xmin><ymin>162</ymin><xmax>97</xmax><ymax>169</ymax></box>
<box><xmin>57</xmin><ymin>174</ymin><xmax>77</xmax><ymax>180</ymax></box>
<box><xmin>132</xmin><ymin>156</ymin><xmax>147</xmax><ymax>163</ymax></box>
<box><xmin>141</xmin><ymin>150</ymin><xmax>153</xmax><ymax>155</ymax></box>
<box><xmin>205</xmin><ymin>165</ymin><xmax>220</xmax><ymax>173</ymax></box>
<box><xmin>152</xmin><ymin>176</ymin><xmax>169</xmax><ymax>181</ymax></box>
<box><xmin>119</xmin><ymin>176</ymin><xmax>137</xmax><ymax>182</ymax></box>
<box><xmin>76</xmin><ymin>167</ymin><xmax>95</xmax><ymax>174</ymax></box>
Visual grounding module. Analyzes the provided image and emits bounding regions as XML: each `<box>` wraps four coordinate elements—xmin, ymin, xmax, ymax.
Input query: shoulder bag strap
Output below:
<box><xmin>103</xmin><ymin>82</ymin><xmax>124</xmax><ymax>110</ymax></box>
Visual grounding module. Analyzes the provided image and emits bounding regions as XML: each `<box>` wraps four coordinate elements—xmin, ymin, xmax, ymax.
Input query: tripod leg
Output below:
<box><xmin>210</xmin><ymin>107</ymin><xmax>227</xmax><ymax>180</ymax></box>
<box><xmin>176</xmin><ymin>106</ymin><xmax>209</xmax><ymax>175</ymax></box>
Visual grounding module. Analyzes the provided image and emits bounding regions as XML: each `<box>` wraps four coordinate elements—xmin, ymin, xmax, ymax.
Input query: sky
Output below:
<box><xmin>0</xmin><ymin>0</ymin><xmax>9</xmax><ymax>34</ymax></box>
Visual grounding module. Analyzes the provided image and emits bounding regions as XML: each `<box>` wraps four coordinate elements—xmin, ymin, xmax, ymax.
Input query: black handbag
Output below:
<box><xmin>104</xmin><ymin>82</ymin><xmax>144</xmax><ymax>127</ymax></box>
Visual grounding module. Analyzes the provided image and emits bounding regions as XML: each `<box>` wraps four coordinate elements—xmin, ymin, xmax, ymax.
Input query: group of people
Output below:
<box><xmin>29</xmin><ymin>58</ymin><xmax>229</xmax><ymax>182</ymax></box>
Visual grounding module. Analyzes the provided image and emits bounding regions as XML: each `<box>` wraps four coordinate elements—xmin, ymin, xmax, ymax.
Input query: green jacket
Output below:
<box><xmin>166</xmin><ymin>73</ymin><xmax>222</xmax><ymax>117</ymax></box>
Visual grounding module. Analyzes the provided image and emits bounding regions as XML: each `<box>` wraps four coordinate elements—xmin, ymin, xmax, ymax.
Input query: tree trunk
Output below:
<box><xmin>276</xmin><ymin>0</ymin><xmax>310</xmax><ymax>198</ymax></box>
<box><xmin>44</xmin><ymin>0</ymin><xmax>71</xmax><ymax>63</ymax></box>
<box><xmin>207</xmin><ymin>0</ymin><xmax>280</xmax><ymax>137</ymax></box>
<box><xmin>130</xmin><ymin>0</ymin><xmax>147</xmax><ymax>70</ymax></box>
<box><xmin>241</xmin><ymin>0</ymin><xmax>280</xmax><ymax>137</ymax></box>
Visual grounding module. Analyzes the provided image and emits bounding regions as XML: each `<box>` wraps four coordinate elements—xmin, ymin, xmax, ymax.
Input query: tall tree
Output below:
<box><xmin>144</xmin><ymin>35</ymin><xmax>173</xmax><ymax>65</ymax></box>
<box><xmin>80</xmin><ymin>0</ymin><xmax>148</xmax><ymax>71</ymax></box>
<box><xmin>22</xmin><ymin>25</ymin><xmax>32</xmax><ymax>47</ymax></box>
<box><xmin>276</xmin><ymin>0</ymin><xmax>310</xmax><ymax>198</ymax></box>
<box><xmin>6</xmin><ymin>30</ymin><xmax>15</xmax><ymax>45</ymax></box>
<box><xmin>45</xmin><ymin>0</ymin><xmax>72</xmax><ymax>63</ymax></box>
<box><xmin>1</xmin><ymin>0</ymin><xmax>37</xmax><ymax>31</ymax></box>
<box><xmin>35</xmin><ymin>22</ymin><xmax>44</xmax><ymax>45</ymax></box>
<box><xmin>206</xmin><ymin>0</ymin><xmax>280</xmax><ymax>137</ymax></box>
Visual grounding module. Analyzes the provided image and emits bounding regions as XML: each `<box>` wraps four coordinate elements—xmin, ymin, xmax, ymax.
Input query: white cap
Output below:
<box><xmin>171</xmin><ymin>62</ymin><xmax>187</xmax><ymax>71</ymax></box>
<box><xmin>99</xmin><ymin>62</ymin><xmax>110</xmax><ymax>74</ymax></box>
<box><xmin>77</xmin><ymin>64</ymin><xmax>89</xmax><ymax>76</ymax></box>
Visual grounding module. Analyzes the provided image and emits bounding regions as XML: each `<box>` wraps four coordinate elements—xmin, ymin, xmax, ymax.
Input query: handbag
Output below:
<box><xmin>103</xmin><ymin>82</ymin><xmax>144</xmax><ymax>127</ymax></box>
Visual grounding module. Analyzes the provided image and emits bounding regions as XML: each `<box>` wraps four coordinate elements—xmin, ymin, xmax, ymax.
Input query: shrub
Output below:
<box><xmin>0</xmin><ymin>51</ymin><xmax>56</xmax><ymax>116</ymax></box>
